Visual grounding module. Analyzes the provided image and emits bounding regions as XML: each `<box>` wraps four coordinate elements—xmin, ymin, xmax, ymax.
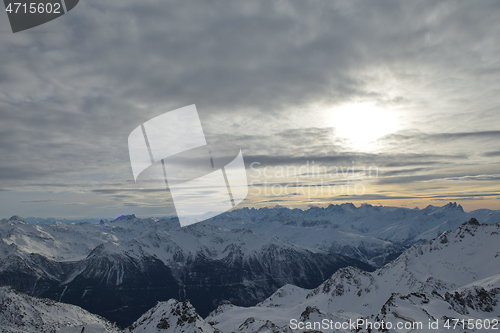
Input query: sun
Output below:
<box><xmin>331</xmin><ymin>103</ymin><xmax>398</xmax><ymax>150</ymax></box>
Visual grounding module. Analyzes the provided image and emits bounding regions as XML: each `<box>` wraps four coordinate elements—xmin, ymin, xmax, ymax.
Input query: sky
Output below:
<box><xmin>0</xmin><ymin>0</ymin><xmax>499</xmax><ymax>218</ymax></box>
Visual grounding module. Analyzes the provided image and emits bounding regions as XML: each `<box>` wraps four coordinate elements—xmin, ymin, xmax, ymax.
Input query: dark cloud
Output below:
<box><xmin>382</xmin><ymin>168</ymin><xmax>427</xmax><ymax>177</ymax></box>
<box><xmin>483</xmin><ymin>151</ymin><xmax>500</xmax><ymax>157</ymax></box>
<box><xmin>327</xmin><ymin>194</ymin><xmax>417</xmax><ymax>201</ymax></box>
<box><xmin>380</xmin><ymin>131</ymin><xmax>500</xmax><ymax>148</ymax></box>
<box><xmin>377</xmin><ymin>173</ymin><xmax>500</xmax><ymax>185</ymax></box>
<box><xmin>315</xmin><ymin>192</ymin><xmax>500</xmax><ymax>202</ymax></box>
<box><xmin>92</xmin><ymin>188</ymin><xmax>169</xmax><ymax>194</ymax></box>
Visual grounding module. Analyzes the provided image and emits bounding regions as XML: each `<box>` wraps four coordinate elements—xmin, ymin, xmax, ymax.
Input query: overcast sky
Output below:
<box><xmin>1</xmin><ymin>0</ymin><xmax>499</xmax><ymax>218</ymax></box>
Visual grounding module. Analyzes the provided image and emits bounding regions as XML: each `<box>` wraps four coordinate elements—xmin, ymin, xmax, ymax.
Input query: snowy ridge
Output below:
<box><xmin>127</xmin><ymin>299</ymin><xmax>218</xmax><ymax>333</ymax></box>
<box><xmin>207</xmin><ymin>220</ymin><xmax>500</xmax><ymax>332</ymax></box>
<box><xmin>208</xmin><ymin>202</ymin><xmax>500</xmax><ymax>265</ymax></box>
<box><xmin>0</xmin><ymin>285</ymin><xmax>120</xmax><ymax>333</ymax></box>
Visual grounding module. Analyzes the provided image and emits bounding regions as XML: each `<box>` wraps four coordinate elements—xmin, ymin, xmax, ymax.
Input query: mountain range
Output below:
<box><xmin>207</xmin><ymin>218</ymin><xmax>500</xmax><ymax>332</ymax></box>
<box><xmin>1</xmin><ymin>202</ymin><xmax>499</xmax><ymax>329</ymax></box>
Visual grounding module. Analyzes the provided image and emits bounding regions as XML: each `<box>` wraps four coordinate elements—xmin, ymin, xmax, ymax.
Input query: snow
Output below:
<box><xmin>2</xmin><ymin>203</ymin><xmax>498</xmax><ymax>270</ymax></box>
<box><xmin>127</xmin><ymin>299</ymin><xmax>217</xmax><ymax>333</ymax></box>
<box><xmin>208</xmin><ymin>222</ymin><xmax>500</xmax><ymax>333</ymax></box>
<box><xmin>0</xmin><ymin>285</ymin><xmax>120</xmax><ymax>333</ymax></box>
<box><xmin>1</xmin><ymin>204</ymin><xmax>500</xmax><ymax>332</ymax></box>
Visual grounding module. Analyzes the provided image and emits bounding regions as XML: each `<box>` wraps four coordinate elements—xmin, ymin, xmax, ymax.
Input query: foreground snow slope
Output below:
<box><xmin>0</xmin><ymin>285</ymin><xmax>120</xmax><ymax>333</ymax></box>
<box><xmin>207</xmin><ymin>220</ymin><xmax>500</xmax><ymax>332</ymax></box>
<box><xmin>127</xmin><ymin>299</ymin><xmax>219</xmax><ymax>333</ymax></box>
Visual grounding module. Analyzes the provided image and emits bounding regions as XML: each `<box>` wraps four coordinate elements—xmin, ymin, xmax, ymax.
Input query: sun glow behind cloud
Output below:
<box><xmin>330</xmin><ymin>103</ymin><xmax>398</xmax><ymax>151</ymax></box>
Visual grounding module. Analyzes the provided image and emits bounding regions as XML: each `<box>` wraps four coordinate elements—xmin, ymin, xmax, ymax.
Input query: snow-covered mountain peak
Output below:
<box><xmin>113</xmin><ymin>214</ymin><xmax>138</xmax><ymax>222</ymax></box>
<box><xmin>128</xmin><ymin>299</ymin><xmax>218</xmax><ymax>333</ymax></box>
<box><xmin>376</xmin><ymin>220</ymin><xmax>500</xmax><ymax>292</ymax></box>
<box><xmin>0</xmin><ymin>286</ymin><xmax>120</xmax><ymax>333</ymax></box>
<box><xmin>308</xmin><ymin>265</ymin><xmax>375</xmax><ymax>298</ymax></box>
<box><xmin>208</xmin><ymin>221</ymin><xmax>500</xmax><ymax>333</ymax></box>
<box><xmin>86</xmin><ymin>242</ymin><xmax>123</xmax><ymax>258</ymax></box>
<box><xmin>235</xmin><ymin>317</ymin><xmax>291</xmax><ymax>333</ymax></box>
<box><xmin>256</xmin><ymin>284</ymin><xmax>309</xmax><ymax>308</ymax></box>
<box><xmin>208</xmin><ymin>300</ymin><xmax>234</xmax><ymax>317</ymax></box>
<box><xmin>443</xmin><ymin>201</ymin><xmax>464</xmax><ymax>212</ymax></box>
<box><xmin>8</xmin><ymin>215</ymin><xmax>26</xmax><ymax>222</ymax></box>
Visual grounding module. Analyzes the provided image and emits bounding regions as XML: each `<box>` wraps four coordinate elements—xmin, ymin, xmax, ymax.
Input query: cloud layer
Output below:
<box><xmin>0</xmin><ymin>0</ymin><xmax>499</xmax><ymax>217</ymax></box>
